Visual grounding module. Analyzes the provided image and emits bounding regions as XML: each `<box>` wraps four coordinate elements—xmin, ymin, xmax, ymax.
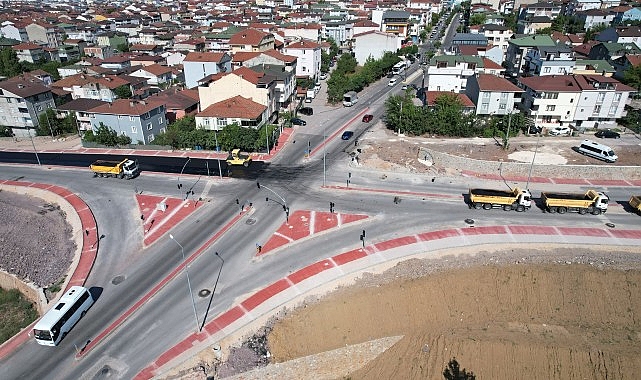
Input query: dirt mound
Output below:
<box><xmin>266</xmin><ymin>252</ymin><xmax>641</xmax><ymax>380</ymax></box>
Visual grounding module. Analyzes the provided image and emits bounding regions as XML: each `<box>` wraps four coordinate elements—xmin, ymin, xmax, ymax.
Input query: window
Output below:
<box><xmin>119</xmin><ymin>115</ymin><xmax>124</xmax><ymax>119</ymax></box>
<box><xmin>19</xmin><ymin>108</ymin><xmax>29</xmax><ymax>113</ymax></box>
<box><xmin>481</xmin><ymin>103</ymin><xmax>489</xmax><ymax>111</ymax></box>
<box><xmin>499</xmin><ymin>103</ymin><xmax>506</xmax><ymax>109</ymax></box>
<box><xmin>36</xmin><ymin>105</ymin><xmax>42</xmax><ymax>111</ymax></box>
<box><xmin>6</xmin><ymin>98</ymin><xmax>11</xmax><ymax>103</ymax></box>
<box><xmin>158</xmin><ymin>116</ymin><xmax>163</xmax><ymax>124</ymax></box>
<box><xmin>130</xmin><ymin>116</ymin><xmax>135</xmax><ymax>121</ymax></box>
<box><xmin>597</xmin><ymin>92</ymin><xmax>605</xmax><ymax>102</ymax></box>
<box><xmin>546</xmin><ymin>105</ymin><xmax>555</xmax><ymax>111</ymax></box>
<box><xmin>131</xmin><ymin>126</ymin><xmax>137</xmax><ymax>133</ymax></box>
<box><xmin>482</xmin><ymin>92</ymin><xmax>490</xmax><ymax>99</ymax></box>
<box><xmin>147</xmin><ymin>134</ymin><xmax>155</xmax><ymax>143</ymax></box>
<box><xmin>203</xmin><ymin>118</ymin><xmax>210</xmax><ymax>125</ymax></box>
<box><xmin>543</xmin><ymin>67</ymin><xmax>551</xmax><ymax>73</ymax></box>
<box><xmin>217</xmin><ymin>118</ymin><xmax>227</xmax><ymax>127</ymax></box>
<box><xmin>609</xmin><ymin>105</ymin><xmax>617</xmax><ymax>115</ymax></box>
<box><xmin>146</xmin><ymin>123</ymin><xmax>152</xmax><ymax>130</ymax></box>
<box><xmin>614</xmin><ymin>93</ymin><xmax>621</xmax><ymax>101</ymax></box>
<box><xmin>593</xmin><ymin>105</ymin><xmax>601</xmax><ymax>114</ymax></box>
<box><xmin>500</xmin><ymin>92</ymin><xmax>508</xmax><ymax>99</ymax></box>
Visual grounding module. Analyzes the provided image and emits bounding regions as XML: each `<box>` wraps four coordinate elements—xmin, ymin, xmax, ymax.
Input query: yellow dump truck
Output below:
<box><xmin>629</xmin><ymin>195</ymin><xmax>641</xmax><ymax>215</ymax></box>
<box><xmin>468</xmin><ymin>187</ymin><xmax>532</xmax><ymax>212</ymax></box>
<box><xmin>541</xmin><ymin>189</ymin><xmax>608</xmax><ymax>215</ymax></box>
<box><xmin>90</xmin><ymin>159</ymin><xmax>140</xmax><ymax>179</ymax></box>
<box><xmin>226</xmin><ymin>149</ymin><xmax>251</xmax><ymax>167</ymax></box>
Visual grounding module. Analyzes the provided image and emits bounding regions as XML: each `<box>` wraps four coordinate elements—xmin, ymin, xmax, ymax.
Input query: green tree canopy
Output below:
<box><xmin>114</xmin><ymin>85</ymin><xmax>132</xmax><ymax>99</ymax></box>
<box><xmin>0</xmin><ymin>48</ymin><xmax>25</xmax><ymax>77</ymax></box>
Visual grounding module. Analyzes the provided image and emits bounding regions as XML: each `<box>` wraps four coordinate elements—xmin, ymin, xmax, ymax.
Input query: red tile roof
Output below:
<box><xmin>286</xmin><ymin>39</ymin><xmax>321</xmax><ymax>49</ymax></box>
<box><xmin>263</xmin><ymin>49</ymin><xmax>296</xmax><ymax>63</ymax></box>
<box><xmin>229</xmin><ymin>28</ymin><xmax>271</xmax><ymax>46</ymax></box>
<box><xmin>88</xmin><ymin>99</ymin><xmax>164</xmax><ymax>116</ymax></box>
<box><xmin>426</xmin><ymin>91</ymin><xmax>475</xmax><ymax>107</ymax></box>
<box><xmin>481</xmin><ymin>58</ymin><xmax>504</xmax><ymax>70</ymax></box>
<box><xmin>476</xmin><ymin>74</ymin><xmax>524</xmax><ymax>92</ymax></box>
<box><xmin>184</xmin><ymin>51</ymin><xmax>227</xmax><ymax>62</ymax></box>
<box><xmin>197</xmin><ymin>95</ymin><xmax>266</xmax><ymax>119</ymax></box>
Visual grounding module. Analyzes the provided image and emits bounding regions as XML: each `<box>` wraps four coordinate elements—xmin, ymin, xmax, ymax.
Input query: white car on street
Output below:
<box><xmin>548</xmin><ymin>126</ymin><xmax>572</xmax><ymax>136</ymax></box>
<box><xmin>388</xmin><ymin>78</ymin><xmax>397</xmax><ymax>86</ymax></box>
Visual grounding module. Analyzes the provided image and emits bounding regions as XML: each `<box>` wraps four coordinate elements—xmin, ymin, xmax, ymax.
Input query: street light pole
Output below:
<box><xmin>168</xmin><ymin>234</ymin><xmax>200</xmax><ymax>333</ymax></box>
<box><xmin>201</xmin><ymin>251</ymin><xmax>224</xmax><ymax>331</ymax></box>
<box><xmin>265</xmin><ymin>123</ymin><xmax>270</xmax><ymax>155</ymax></box>
<box><xmin>177</xmin><ymin>156</ymin><xmax>191</xmax><ymax>196</ymax></box>
<box><xmin>503</xmin><ymin>111</ymin><xmax>512</xmax><ymax>150</ymax></box>
<box><xmin>323</xmin><ymin>122</ymin><xmax>326</xmax><ymax>187</ymax></box>
<box><xmin>257</xmin><ymin>182</ymin><xmax>289</xmax><ymax>222</ymax></box>
<box><xmin>27</xmin><ymin>127</ymin><xmax>41</xmax><ymax>166</ymax></box>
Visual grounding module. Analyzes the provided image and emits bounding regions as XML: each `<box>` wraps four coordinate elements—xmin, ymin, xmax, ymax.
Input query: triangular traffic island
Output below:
<box><xmin>136</xmin><ymin>194</ymin><xmax>203</xmax><ymax>247</ymax></box>
<box><xmin>258</xmin><ymin>210</ymin><xmax>369</xmax><ymax>256</ymax></box>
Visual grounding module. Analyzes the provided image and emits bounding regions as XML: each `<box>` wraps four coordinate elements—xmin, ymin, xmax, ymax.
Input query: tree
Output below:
<box><xmin>0</xmin><ymin>124</ymin><xmax>13</xmax><ymax>137</ymax></box>
<box><xmin>443</xmin><ymin>358</ymin><xmax>476</xmax><ymax>380</ymax></box>
<box><xmin>584</xmin><ymin>24</ymin><xmax>607</xmax><ymax>43</ymax></box>
<box><xmin>0</xmin><ymin>48</ymin><xmax>24</xmax><ymax>77</ymax></box>
<box><xmin>623</xmin><ymin>64</ymin><xmax>641</xmax><ymax>93</ymax></box>
<box><xmin>117</xmin><ymin>42</ymin><xmax>130</xmax><ymax>52</ymax></box>
<box><xmin>469</xmin><ymin>13</ymin><xmax>486</xmax><ymax>26</ymax></box>
<box><xmin>114</xmin><ymin>85</ymin><xmax>132</xmax><ymax>99</ymax></box>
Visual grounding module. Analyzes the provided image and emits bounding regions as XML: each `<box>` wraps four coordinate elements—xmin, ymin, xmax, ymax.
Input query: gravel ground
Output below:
<box><xmin>0</xmin><ymin>190</ymin><xmax>74</xmax><ymax>288</ymax></box>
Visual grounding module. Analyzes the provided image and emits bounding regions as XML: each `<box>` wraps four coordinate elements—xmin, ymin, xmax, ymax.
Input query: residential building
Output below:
<box><xmin>84</xmin><ymin>46</ymin><xmax>115</xmax><ymax>60</ymax></box>
<box><xmin>517</xmin><ymin>16</ymin><xmax>553</xmax><ymax>34</ymax></box>
<box><xmin>100</xmin><ymin>55</ymin><xmax>132</xmax><ymax>70</ymax></box>
<box><xmin>524</xmin><ymin>45</ymin><xmax>575</xmax><ymax>76</ymax></box>
<box><xmin>377</xmin><ymin>10</ymin><xmax>411</xmax><ymax>40</ymax></box>
<box><xmin>197</xmin><ymin>66</ymin><xmax>277</xmax><ymax>122</ymax></box>
<box><xmin>324</xmin><ymin>20</ymin><xmax>354</xmax><ymax>48</ymax></box>
<box><xmin>195</xmin><ymin>95</ymin><xmax>268</xmax><ymax>131</ymax></box>
<box><xmin>505</xmin><ymin>34</ymin><xmax>557</xmax><ymax>77</ymax></box>
<box><xmin>422</xmin><ymin>91</ymin><xmax>476</xmax><ymax>114</ymax></box>
<box><xmin>12</xmin><ymin>42</ymin><xmax>46</xmax><ymax>63</ymax></box>
<box><xmin>96</xmin><ymin>31</ymin><xmax>128</xmax><ymax>49</ymax></box>
<box><xmin>479</xmin><ymin>24</ymin><xmax>513</xmax><ymax>58</ymax></box>
<box><xmin>229</xmin><ymin>28</ymin><xmax>275</xmax><ymax>53</ymax></box>
<box><xmin>55</xmin><ymin>98</ymin><xmax>109</xmax><ymax>134</ymax></box>
<box><xmin>519</xmin><ymin>74</ymin><xmax>633</xmax><ymax>130</ymax></box>
<box><xmin>353</xmin><ymin>31</ymin><xmax>401</xmax><ymax>66</ymax></box>
<box><xmin>596</xmin><ymin>26</ymin><xmax>641</xmax><ymax>49</ymax></box>
<box><xmin>152</xmin><ymin>89</ymin><xmax>199</xmax><ymax>123</ymax></box>
<box><xmin>130</xmin><ymin>64</ymin><xmax>174</xmax><ymax>88</ymax></box>
<box><xmin>87</xmin><ymin>99</ymin><xmax>167</xmax><ymax>144</ymax></box>
<box><xmin>281</xmin><ymin>24</ymin><xmax>322</xmax><ymax>42</ymax></box>
<box><xmin>249</xmin><ymin>64</ymin><xmax>296</xmax><ymax>111</ymax></box>
<box><xmin>0</xmin><ymin>76</ymin><xmax>55</xmax><ymax>136</ymax></box>
<box><xmin>25</xmin><ymin>22</ymin><xmax>62</xmax><ymax>48</ymax></box>
<box><xmin>282</xmin><ymin>39</ymin><xmax>322</xmax><ymax>79</ymax></box>
<box><xmin>465</xmin><ymin>74</ymin><xmax>524</xmax><ymax>115</ymax></box>
<box><xmin>588</xmin><ymin>42</ymin><xmax>641</xmax><ymax>61</ymax></box>
<box><xmin>52</xmin><ymin>74</ymin><xmax>132</xmax><ymax>102</ymax></box>
<box><xmin>610</xmin><ymin>54</ymin><xmax>641</xmax><ymax>80</ymax></box>
<box><xmin>574</xmin><ymin>59</ymin><xmax>615</xmax><ymax>76</ymax></box>
<box><xmin>576</xmin><ymin>9</ymin><xmax>614</xmax><ymax>31</ymax></box>
<box><xmin>0</xmin><ymin>21</ymin><xmax>29</xmax><ymax>43</ymax></box>
<box><xmin>427</xmin><ymin>55</ymin><xmax>484</xmax><ymax>93</ymax></box>
<box><xmin>183</xmin><ymin>51</ymin><xmax>232</xmax><ymax>89</ymax></box>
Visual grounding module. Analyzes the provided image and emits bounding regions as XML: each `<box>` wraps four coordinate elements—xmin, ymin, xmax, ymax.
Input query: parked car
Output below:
<box><xmin>401</xmin><ymin>84</ymin><xmax>408</xmax><ymax>90</ymax></box>
<box><xmin>341</xmin><ymin>131</ymin><xmax>354</xmax><ymax>140</ymax></box>
<box><xmin>319</xmin><ymin>72</ymin><xmax>328</xmax><ymax>80</ymax></box>
<box><xmin>291</xmin><ymin>118</ymin><xmax>307</xmax><ymax>126</ymax></box>
<box><xmin>388</xmin><ymin>78</ymin><xmax>397</xmax><ymax>86</ymax></box>
<box><xmin>362</xmin><ymin>114</ymin><xmax>373</xmax><ymax>123</ymax></box>
<box><xmin>548</xmin><ymin>126</ymin><xmax>572</xmax><ymax>136</ymax></box>
<box><xmin>299</xmin><ymin>107</ymin><xmax>313</xmax><ymax>116</ymax></box>
<box><xmin>594</xmin><ymin>129</ymin><xmax>620</xmax><ymax>139</ymax></box>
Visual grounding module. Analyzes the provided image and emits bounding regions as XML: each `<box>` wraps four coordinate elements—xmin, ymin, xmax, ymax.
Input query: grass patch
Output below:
<box><xmin>0</xmin><ymin>287</ymin><xmax>39</xmax><ymax>344</ymax></box>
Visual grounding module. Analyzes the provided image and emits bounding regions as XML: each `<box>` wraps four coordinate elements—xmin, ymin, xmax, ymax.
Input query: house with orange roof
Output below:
<box><xmin>421</xmin><ymin>91</ymin><xmax>476</xmax><ymax>113</ymax></box>
<box><xmin>197</xmin><ymin>66</ymin><xmax>278</xmax><ymax>122</ymax></box>
<box><xmin>183</xmin><ymin>51</ymin><xmax>232</xmax><ymax>89</ymax></box>
<box><xmin>283</xmin><ymin>39</ymin><xmax>321</xmax><ymax>79</ymax></box>
<box><xmin>130</xmin><ymin>64</ymin><xmax>174</xmax><ymax>88</ymax></box>
<box><xmin>229</xmin><ymin>28</ymin><xmax>275</xmax><ymax>53</ymax></box>
<box><xmin>465</xmin><ymin>74</ymin><xmax>525</xmax><ymax>115</ymax></box>
<box><xmin>353</xmin><ymin>19</ymin><xmax>380</xmax><ymax>36</ymax></box>
<box><xmin>151</xmin><ymin>88</ymin><xmax>199</xmax><ymax>123</ymax></box>
<box><xmin>195</xmin><ymin>95</ymin><xmax>268</xmax><ymax>131</ymax></box>
<box><xmin>87</xmin><ymin>99</ymin><xmax>167</xmax><ymax>144</ymax></box>
<box><xmin>234</xmin><ymin>49</ymin><xmax>297</xmax><ymax>73</ymax></box>
<box><xmin>52</xmin><ymin>73</ymin><xmax>135</xmax><ymax>102</ymax></box>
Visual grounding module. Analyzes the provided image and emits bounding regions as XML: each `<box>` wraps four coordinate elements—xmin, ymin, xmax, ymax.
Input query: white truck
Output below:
<box><xmin>342</xmin><ymin>91</ymin><xmax>358</xmax><ymax>107</ymax></box>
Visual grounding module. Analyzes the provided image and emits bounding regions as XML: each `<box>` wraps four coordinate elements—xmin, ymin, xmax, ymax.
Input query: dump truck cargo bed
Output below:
<box><xmin>470</xmin><ymin>188</ymin><xmax>519</xmax><ymax>197</ymax></box>
<box><xmin>541</xmin><ymin>192</ymin><xmax>593</xmax><ymax>200</ymax></box>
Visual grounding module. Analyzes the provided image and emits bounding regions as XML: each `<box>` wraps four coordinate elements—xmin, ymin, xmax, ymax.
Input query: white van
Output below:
<box><xmin>577</xmin><ymin>139</ymin><xmax>617</xmax><ymax>163</ymax></box>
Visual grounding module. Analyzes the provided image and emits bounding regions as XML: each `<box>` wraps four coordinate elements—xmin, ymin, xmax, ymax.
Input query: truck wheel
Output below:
<box><xmin>578</xmin><ymin>208</ymin><xmax>587</xmax><ymax>215</ymax></box>
<box><xmin>548</xmin><ymin>207</ymin><xmax>556</xmax><ymax>213</ymax></box>
<box><xmin>503</xmin><ymin>205</ymin><xmax>512</xmax><ymax>211</ymax></box>
<box><xmin>483</xmin><ymin>203</ymin><xmax>491</xmax><ymax>210</ymax></box>
<box><xmin>473</xmin><ymin>203</ymin><xmax>482</xmax><ymax>210</ymax></box>
<box><xmin>516</xmin><ymin>205</ymin><xmax>525</xmax><ymax>212</ymax></box>
<box><xmin>119</xmin><ymin>173</ymin><xmax>124</xmax><ymax>179</ymax></box>
<box><xmin>243</xmin><ymin>161</ymin><xmax>249</xmax><ymax>167</ymax></box>
<box><xmin>592</xmin><ymin>208</ymin><xmax>602</xmax><ymax>215</ymax></box>
<box><xmin>557</xmin><ymin>207</ymin><xmax>567</xmax><ymax>214</ymax></box>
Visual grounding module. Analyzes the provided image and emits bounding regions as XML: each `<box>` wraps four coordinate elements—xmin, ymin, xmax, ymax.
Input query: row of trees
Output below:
<box><xmin>82</xmin><ymin>116</ymin><xmax>280</xmax><ymax>152</ymax></box>
<box><xmin>0</xmin><ymin>47</ymin><xmax>78</xmax><ymax>81</ymax></box>
<box><xmin>326</xmin><ymin>47</ymin><xmax>421</xmax><ymax>103</ymax></box>
<box><xmin>384</xmin><ymin>92</ymin><xmax>524</xmax><ymax>142</ymax></box>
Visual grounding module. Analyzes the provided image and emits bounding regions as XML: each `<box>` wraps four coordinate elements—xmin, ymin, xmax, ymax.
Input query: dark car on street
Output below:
<box><xmin>594</xmin><ymin>129</ymin><xmax>620</xmax><ymax>139</ymax></box>
<box><xmin>299</xmin><ymin>107</ymin><xmax>313</xmax><ymax>115</ymax></box>
<box><xmin>362</xmin><ymin>114</ymin><xmax>373</xmax><ymax>123</ymax></box>
<box><xmin>341</xmin><ymin>131</ymin><xmax>354</xmax><ymax>140</ymax></box>
<box><xmin>291</xmin><ymin>118</ymin><xmax>307</xmax><ymax>126</ymax></box>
